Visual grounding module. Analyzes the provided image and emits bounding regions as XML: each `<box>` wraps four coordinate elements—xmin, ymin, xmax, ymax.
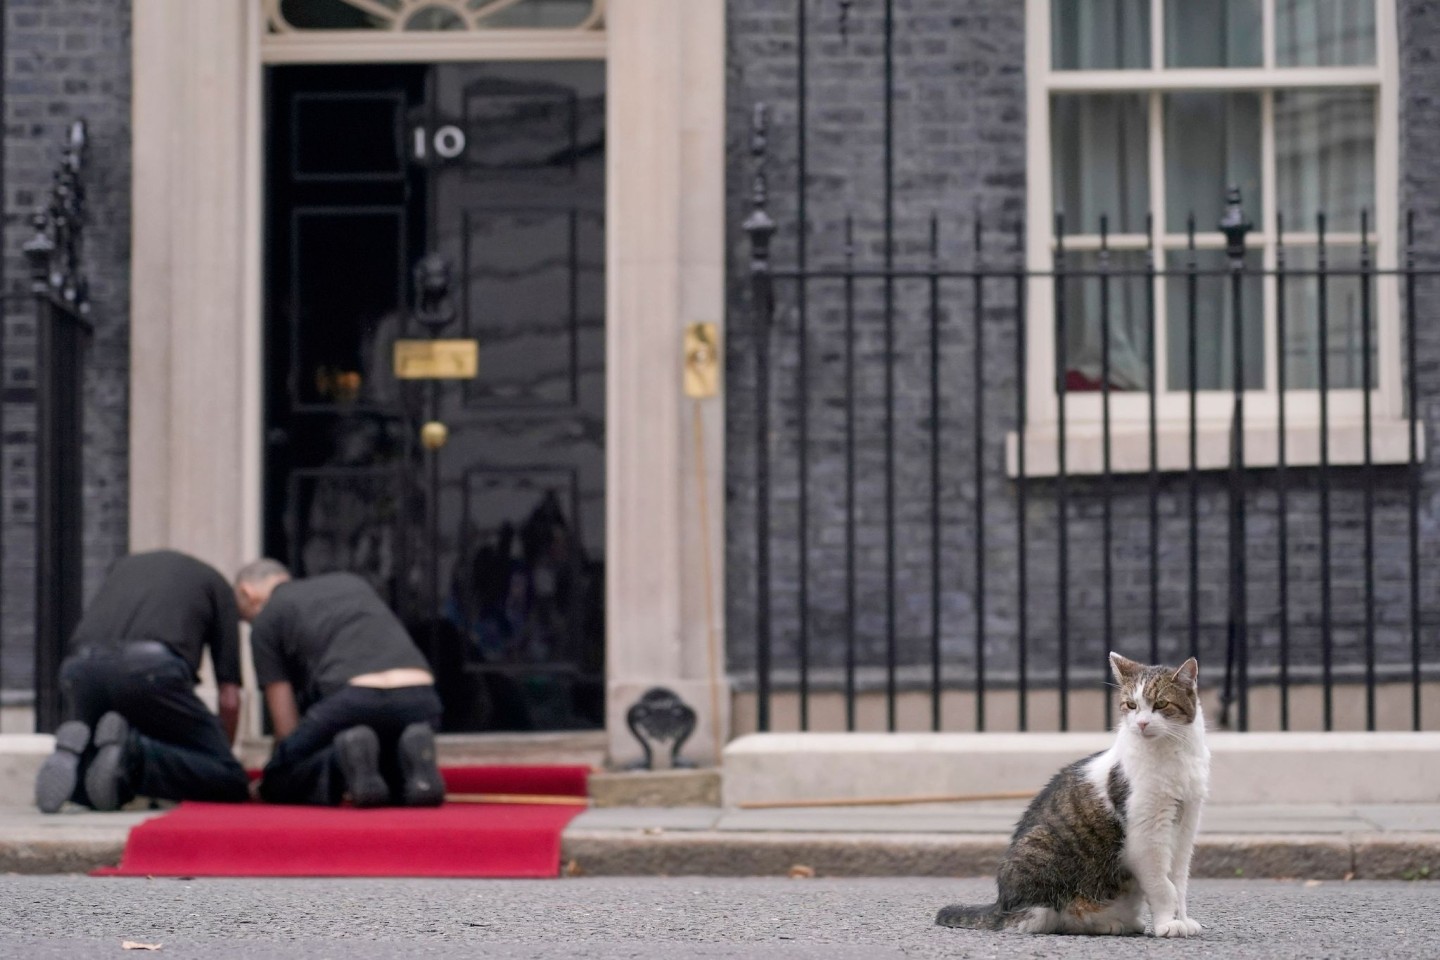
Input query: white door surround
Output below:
<box><xmin>129</xmin><ymin>0</ymin><xmax>727</xmax><ymax>765</ymax></box>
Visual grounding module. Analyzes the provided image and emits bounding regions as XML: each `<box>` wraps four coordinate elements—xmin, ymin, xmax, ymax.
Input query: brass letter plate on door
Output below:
<box><xmin>393</xmin><ymin>339</ymin><xmax>479</xmax><ymax>379</ymax></box>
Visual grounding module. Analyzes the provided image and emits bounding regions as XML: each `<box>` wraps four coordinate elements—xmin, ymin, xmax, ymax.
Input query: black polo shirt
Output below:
<box><xmin>68</xmin><ymin>550</ymin><xmax>242</xmax><ymax>686</ymax></box>
<box><xmin>249</xmin><ymin>572</ymin><xmax>430</xmax><ymax>705</ymax></box>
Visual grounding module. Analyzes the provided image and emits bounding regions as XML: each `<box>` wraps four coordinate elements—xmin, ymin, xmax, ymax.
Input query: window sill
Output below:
<box><xmin>1004</xmin><ymin>418</ymin><xmax>1426</xmax><ymax>478</ymax></box>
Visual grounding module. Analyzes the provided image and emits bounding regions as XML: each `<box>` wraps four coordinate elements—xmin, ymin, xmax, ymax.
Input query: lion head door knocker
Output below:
<box><xmin>626</xmin><ymin>687</ymin><xmax>698</xmax><ymax>771</ymax></box>
<box><xmin>412</xmin><ymin>252</ymin><xmax>457</xmax><ymax>334</ymax></box>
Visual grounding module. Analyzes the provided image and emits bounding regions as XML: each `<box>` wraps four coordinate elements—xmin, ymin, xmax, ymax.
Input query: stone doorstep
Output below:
<box><xmin>0</xmin><ymin>732</ymin><xmax>716</xmax><ymax>809</ymax></box>
<box><xmin>721</xmin><ymin>732</ymin><xmax>1440</xmax><ymax>807</ymax></box>
<box><xmin>589</xmin><ymin>770</ymin><xmax>722</xmax><ymax>808</ymax></box>
<box><xmin>0</xmin><ymin>731</ymin><xmax>614</xmax><ymax>809</ymax></box>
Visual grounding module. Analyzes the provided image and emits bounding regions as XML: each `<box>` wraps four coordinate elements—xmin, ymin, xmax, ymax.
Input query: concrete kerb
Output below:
<box><xmin>559</xmin><ymin>831</ymin><xmax>1440</xmax><ymax>881</ymax></box>
<box><xmin>2</xmin><ymin>825</ymin><xmax>1437</xmax><ymax>879</ymax></box>
<box><xmin>0</xmin><ymin>838</ymin><xmax>126</xmax><ymax>875</ymax></box>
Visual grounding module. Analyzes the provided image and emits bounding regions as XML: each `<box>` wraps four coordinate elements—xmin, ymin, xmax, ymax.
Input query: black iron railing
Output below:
<box><xmin>22</xmin><ymin>120</ymin><xmax>92</xmax><ymax>733</ymax></box>
<box><xmin>743</xmin><ymin>101</ymin><xmax>1438</xmax><ymax>733</ymax></box>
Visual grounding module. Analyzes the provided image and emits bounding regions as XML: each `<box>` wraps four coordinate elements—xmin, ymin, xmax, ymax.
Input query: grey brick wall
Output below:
<box><xmin>2</xmin><ymin>0</ymin><xmax>131</xmax><ymax>694</ymax></box>
<box><xmin>725</xmin><ymin>0</ymin><xmax>1440</xmax><ymax>718</ymax></box>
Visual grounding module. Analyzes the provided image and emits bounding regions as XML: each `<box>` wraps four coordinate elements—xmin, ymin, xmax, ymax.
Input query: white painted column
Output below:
<box><xmin>605</xmin><ymin>0</ymin><xmax>728</xmax><ymax>766</ymax></box>
<box><xmin>130</xmin><ymin>0</ymin><xmax>263</xmax><ymax>714</ymax></box>
<box><xmin>131</xmin><ymin>0</ymin><xmax>261</xmax><ymax>572</ymax></box>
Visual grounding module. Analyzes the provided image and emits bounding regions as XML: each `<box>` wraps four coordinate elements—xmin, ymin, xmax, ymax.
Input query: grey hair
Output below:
<box><xmin>234</xmin><ymin>557</ymin><xmax>291</xmax><ymax>587</ymax></box>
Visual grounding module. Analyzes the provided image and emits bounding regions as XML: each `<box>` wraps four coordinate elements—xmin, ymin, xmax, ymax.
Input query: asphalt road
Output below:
<box><xmin>1</xmin><ymin>876</ymin><xmax>1435</xmax><ymax>959</ymax></box>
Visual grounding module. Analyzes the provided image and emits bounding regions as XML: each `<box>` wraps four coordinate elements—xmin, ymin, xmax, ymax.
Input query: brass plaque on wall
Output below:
<box><xmin>684</xmin><ymin>323</ymin><xmax>720</xmax><ymax>399</ymax></box>
<box><xmin>393</xmin><ymin>339</ymin><xmax>479</xmax><ymax>379</ymax></box>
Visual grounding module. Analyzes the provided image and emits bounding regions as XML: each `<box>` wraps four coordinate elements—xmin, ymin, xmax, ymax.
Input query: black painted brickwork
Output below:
<box><xmin>1</xmin><ymin>0</ymin><xmax>131</xmax><ymax>695</ymax></box>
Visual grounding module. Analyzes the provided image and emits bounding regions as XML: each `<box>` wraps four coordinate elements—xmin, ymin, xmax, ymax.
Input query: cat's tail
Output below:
<box><xmin>934</xmin><ymin>902</ymin><xmax>1009</xmax><ymax>931</ymax></box>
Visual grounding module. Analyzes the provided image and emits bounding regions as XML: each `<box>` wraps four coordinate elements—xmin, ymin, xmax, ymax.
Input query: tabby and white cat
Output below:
<box><xmin>936</xmin><ymin>652</ymin><xmax>1210</xmax><ymax>937</ymax></box>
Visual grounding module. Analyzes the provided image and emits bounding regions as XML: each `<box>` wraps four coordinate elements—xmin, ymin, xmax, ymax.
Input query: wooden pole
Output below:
<box><xmin>736</xmin><ymin>790</ymin><xmax>1034</xmax><ymax>810</ymax></box>
<box><xmin>445</xmin><ymin>793</ymin><xmax>590</xmax><ymax>807</ymax></box>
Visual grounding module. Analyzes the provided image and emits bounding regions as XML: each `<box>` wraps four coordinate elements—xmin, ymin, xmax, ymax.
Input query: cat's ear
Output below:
<box><xmin>1172</xmin><ymin>657</ymin><xmax>1200</xmax><ymax>686</ymax></box>
<box><xmin>1109</xmin><ymin>651</ymin><xmax>1143</xmax><ymax>685</ymax></box>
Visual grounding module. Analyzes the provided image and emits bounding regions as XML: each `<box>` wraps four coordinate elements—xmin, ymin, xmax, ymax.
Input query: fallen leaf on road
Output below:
<box><xmin>788</xmin><ymin>864</ymin><xmax>815</xmax><ymax>879</ymax></box>
<box><xmin>1303</xmin><ymin>880</ymin><xmax>1323</xmax><ymax>888</ymax></box>
<box><xmin>1344</xmin><ymin>872</ymin><xmax>1355</xmax><ymax>881</ymax></box>
<box><xmin>121</xmin><ymin>942</ymin><xmax>162</xmax><ymax>951</ymax></box>
<box><xmin>564</xmin><ymin>859</ymin><xmax>584</xmax><ymax>877</ymax></box>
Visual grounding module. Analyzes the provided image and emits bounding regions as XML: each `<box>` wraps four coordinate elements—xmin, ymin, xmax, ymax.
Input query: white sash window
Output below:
<box><xmin>1021</xmin><ymin>0</ymin><xmax>1408</xmax><ymax>473</ymax></box>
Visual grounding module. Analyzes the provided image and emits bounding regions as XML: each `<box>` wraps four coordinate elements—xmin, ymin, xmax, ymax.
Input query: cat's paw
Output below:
<box><xmin>1154</xmin><ymin>918</ymin><xmax>1201</xmax><ymax>938</ymax></box>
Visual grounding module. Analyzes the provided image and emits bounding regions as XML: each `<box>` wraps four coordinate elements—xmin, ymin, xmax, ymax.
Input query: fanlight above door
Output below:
<box><xmin>266</xmin><ymin>0</ymin><xmax>605</xmax><ymax>32</ymax></box>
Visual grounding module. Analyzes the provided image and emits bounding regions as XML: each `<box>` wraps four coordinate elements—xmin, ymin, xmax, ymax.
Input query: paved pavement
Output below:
<box><xmin>4</xmin><ymin>801</ymin><xmax>1440</xmax><ymax>878</ymax></box>
<box><xmin>2</xmin><ymin>875</ymin><xmax>1437</xmax><ymax>958</ymax></box>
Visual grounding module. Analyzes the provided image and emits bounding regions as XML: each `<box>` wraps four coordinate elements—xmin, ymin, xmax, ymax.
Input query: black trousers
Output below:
<box><xmin>259</xmin><ymin>685</ymin><xmax>442</xmax><ymax>806</ymax></box>
<box><xmin>60</xmin><ymin>645</ymin><xmax>249</xmax><ymax>805</ymax></box>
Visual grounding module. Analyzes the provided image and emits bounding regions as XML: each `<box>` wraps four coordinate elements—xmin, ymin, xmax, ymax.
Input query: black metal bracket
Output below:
<box><xmin>626</xmin><ymin>687</ymin><xmax>697</xmax><ymax>771</ymax></box>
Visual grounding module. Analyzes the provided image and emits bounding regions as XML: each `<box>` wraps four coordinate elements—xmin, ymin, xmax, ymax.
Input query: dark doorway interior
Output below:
<box><xmin>264</xmin><ymin>62</ymin><xmax>606</xmax><ymax>733</ymax></box>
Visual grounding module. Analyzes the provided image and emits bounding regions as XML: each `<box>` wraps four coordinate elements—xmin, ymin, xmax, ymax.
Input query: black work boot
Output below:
<box><xmin>35</xmin><ymin>721</ymin><xmax>91</xmax><ymax>814</ymax></box>
<box><xmin>84</xmin><ymin>712</ymin><xmax>137</xmax><ymax>812</ymax></box>
<box><xmin>334</xmin><ymin>726</ymin><xmax>389</xmax><ymax>808</ymax></box>
<box><xmin>398</xmin><ymin>722</ymin><xmax>444</xmax><ymax>807</ymax></box>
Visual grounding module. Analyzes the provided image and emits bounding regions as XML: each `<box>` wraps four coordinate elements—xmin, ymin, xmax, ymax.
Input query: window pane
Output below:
<box><xmin>1164</xmin><ymin>92</ymin><xmax>1262</xmax><ymax>233</ymax></box>
<box><xmin>1052</xmin><ymin>95</ymin><xmax>1149</xmax><ymax>235</ymax></box>
<box><xmin>1276</xmin><ymin>0</ymin><xmax>1377</xmax><ymax>66</ymax></box>
<box><xmin>1052</xmin><ymin>0</ymin><xmax>1151</xmax><ymax>70</ymax></box>
<box><xmin>1279</xmin><ymin>247</ymin><xmax>1377</xmax><ymax>390</ymax></box>
<box><xmin>482</xmin><ymin>0</ymin><xmax>598</xmax><ymax>28</ymax></box>
<box><xmin>274</xmin><ymin>0</ymin><xmax>597</xmax><ymax>31</ymax></box>
<box><xmin>1275</xmin><ymin>90</ymin><xmax>1375</xmax><ymax>232</ymax></box>
<box><xmin>1164</xmin><ymin>0</ymin><xmax>1263</xmax><ymax>67</ymax></box>
<box><xmin>1165</xmin><ymin>250</ymin><xmax>1264</xmax><ymax>391</ymax></box>
<box><xmin>1056</xmin><ymin>251</ymin><xmax>1153</xmax><ymax>392</ymax></box>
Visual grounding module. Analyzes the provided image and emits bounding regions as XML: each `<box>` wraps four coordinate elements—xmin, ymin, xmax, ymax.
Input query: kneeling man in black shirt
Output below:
<box><xmin>234</xmin><ymin>559</ymin><xmax>444</xmax><ymax>807</ymax></box>
<box><xmin>35</xmin><ymin>550</ymin><xmax>250</xmax><ymax>813</ymax></box>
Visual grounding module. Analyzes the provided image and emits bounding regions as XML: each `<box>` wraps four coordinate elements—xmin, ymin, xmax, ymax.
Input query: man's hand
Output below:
<box><xmin>264</xmin><ymin>682</ymin><xmax>301</xmax><ymax>743</ymax></box>
<box><xmin>218</xmin><ymin>682</ymin><xmax>242</xmax><ymax>746</ymax></box>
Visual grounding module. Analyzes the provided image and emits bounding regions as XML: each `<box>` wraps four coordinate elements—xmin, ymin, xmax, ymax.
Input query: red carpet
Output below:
<box><xmin>95</xmin><ymin>766</ymin><xmax>590</xmax><ymax>879</ymax></box>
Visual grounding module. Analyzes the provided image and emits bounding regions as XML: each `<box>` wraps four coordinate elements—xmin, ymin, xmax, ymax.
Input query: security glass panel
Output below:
<box><xmin>1165</xmin><ymin>249</ymin><xmax>1264</xmax><ymax>391</ymax></box>
<box><xmin>1164</xmin><ymin>0</ymin><xmax>1263</xmax><ymax>67</ymax></box>
<box><xmin>1275</xmin><ymin>89</ymin><xmax>1376</xmax><ymax>232</ymax></box>
<box><xmin>1051</xmin><ymin>0</ymin><xmax>1151</xmax><ymax>70</ymax></box>
<box><xmin>1052</xmin><ymin>94</ymin><xmax>1150</xmax><ymax>235</ymax></box>
<box><xmin>1164</xmin><ymin>92</ymin><xmax>1263</xmax><ymax>233</ymax></box>
<box><xmin>1056</xmin><ymin>251</ymin><xmax>1153</xmax><ymax>392</ymax></box>
<box><xmin>1279</xmin><ymin>246</ymin><xmax>1378</xmax><ymax>390</ymax></box>
<box><xmin>1275</xmin><ymin>0</ymin><xmax>1377</xmax><ymax>66</ymax></box>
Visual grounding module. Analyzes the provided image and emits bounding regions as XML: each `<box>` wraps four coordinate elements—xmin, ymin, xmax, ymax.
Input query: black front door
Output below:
<box><xmin>264</xmin><ymin>62</ymin><xmax>606</xmax><ymax>733</ymax></box>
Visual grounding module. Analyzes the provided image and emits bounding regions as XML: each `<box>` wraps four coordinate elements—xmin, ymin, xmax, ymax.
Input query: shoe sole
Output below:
<box><xmin>85</xmin><ymin>712</ymin><xmax>132</xmax><ymax>812</ymax></box>
<box><xmin>398</xmin><ymin>722</ymin><xmax>444</xmax><ymax>807</ymax></box>
<box><xmin>334</xmin><ymin>726</ymin><xmax>389</xmax><ymax>808</ymax></box>
<box><xmin>35</xmin><ymin>721</ymin><xmax>91</xmax><ymax>814</ymax></box>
